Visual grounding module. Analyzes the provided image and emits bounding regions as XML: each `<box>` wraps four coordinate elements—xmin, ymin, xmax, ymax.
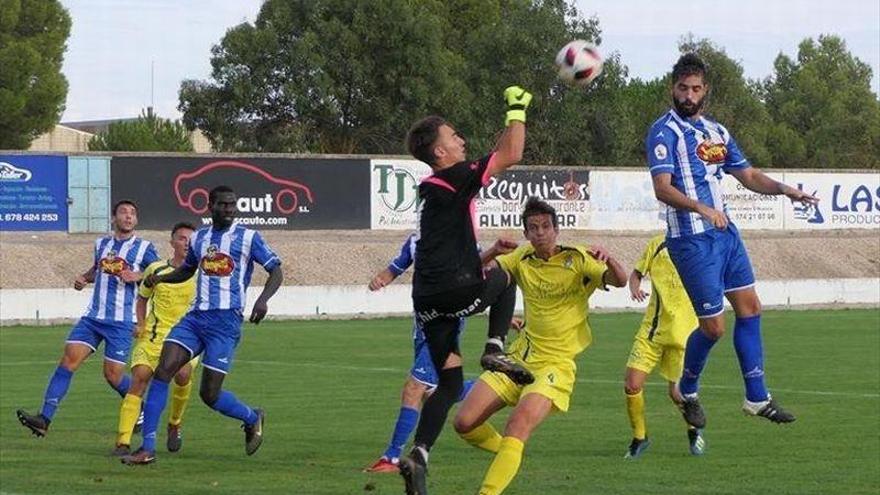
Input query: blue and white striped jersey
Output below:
<box><xmin>646</xmin><ymin>109</ymin><xmax>750</xmax><ymax>238</ymax></box>
<box><xmin>184</xmin><ymin>224</ymin><xmax>281</xmax><ymax>311</ymax></box>
<box><xmin>85</xmin><ymin>235</ymin><xmax>159</xmax><ymax>322</ymax></box>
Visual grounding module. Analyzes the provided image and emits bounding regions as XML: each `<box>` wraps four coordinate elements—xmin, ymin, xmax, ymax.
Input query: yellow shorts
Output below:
<box><xmin>131</xmin><ymin>336</ymin><xmax>200</xmax><ymax>372</ymax></box>
<box><xmin>480</xmin><ymin>357</ymin><xmax>576</xmax><ymax>412</ymax></box>
<box><xmin>625</xmin><ymin>334</ymin><xmax>684</xmax><ymax>383</ymax></box>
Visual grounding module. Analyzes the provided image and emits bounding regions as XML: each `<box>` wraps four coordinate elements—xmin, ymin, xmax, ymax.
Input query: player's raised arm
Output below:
<box><xmin>487</xmin><ymin>86</ymin><xmax>532</xmax><ymax>177</ymax></box>
<box><xmin>480</xmin><ymin>238</ymin><xmax>518</xmax><ymax>267</ymax></box>
<box><xmin>727</xmin><ymin>167</ymin><xmax>819</xmax><ymax>205</ymax></box>
<box><xmin>651</xmin><ymin>173</ymin><xmax>728</xmax><ymax>230</ymax></box>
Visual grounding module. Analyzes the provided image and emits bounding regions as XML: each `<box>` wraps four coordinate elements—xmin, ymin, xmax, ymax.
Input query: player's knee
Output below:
<box><xmin>174</xmin><ymin>366</ymin><xmax>192</xmax><ymax>386</ymax></box>
<box><xmin>199</xmin><ymin>386</ymin><xmax>220</xmax><ymax>407</ymax></box>
<box><xmin>453</xmin><ymin>414</ymin><xmax>476</xmax><ymax>435</ymax></box>
<box><xmin>103</xmin><ymin>366</ymin><xmax>123</xmax><ymax>386</ymax></box>
<box><xmin>700</xmin><ymin>320</ymin><xmax>725</xmax><ymax>339</ymax></box>
<box><xmin>624</xmin><ymin>383</ymin><xmax>642</xmax><ymax>395</ymax></box>
<box><xmin>402</xmin><ymin>378</ymin><xmax>426</xmax><ymax>404</ymax></box>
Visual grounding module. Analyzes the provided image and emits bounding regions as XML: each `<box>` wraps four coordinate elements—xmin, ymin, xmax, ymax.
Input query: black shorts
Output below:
<box><xmin>412</xmin><ymin>268</ymin><xmax>510</xmax><ymax>370</ymax></box>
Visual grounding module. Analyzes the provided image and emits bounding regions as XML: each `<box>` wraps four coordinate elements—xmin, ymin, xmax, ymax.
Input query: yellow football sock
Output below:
<box><xmin>460</xmin><ymin>422</ymin><xmax>504</xmax><ymax>453</ymax></box>
<box><xmin>117</xmin><ymin>394</ymin><xmax>143</xmax><ymax>446</ymax></box>
<box><xmin>626</xmin><ymin>390</ymin><xmax>647</xmax><ymax>440</ymax></box>
<box><xmin>478</xmin><ymin>436</ymin><xmax>524</xmax><ymax>495</ymax></box>
<box><xmin>168</xmin><ymin>378</ymin><xmax>193</xmax><ymax>426</ymax></box>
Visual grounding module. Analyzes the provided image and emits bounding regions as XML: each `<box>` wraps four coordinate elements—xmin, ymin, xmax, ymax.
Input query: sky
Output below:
<box><xmin>58</xmin><ymin>0</ymin><xmax>879</xmax><ymax>122</ymax></box>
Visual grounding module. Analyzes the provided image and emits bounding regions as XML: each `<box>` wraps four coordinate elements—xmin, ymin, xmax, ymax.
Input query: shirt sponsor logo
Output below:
<box><xmin>200</xmin><ymin>245</ymin><xmax>235</xmax><ymax>277</ymax></box>
<box><xmin>100</xmin><ymin>250</ymin><xmax>129</xmax><ymax>275</ymax></box>
<box><xmin>696</xmin><ymin>139</ymin><xmax>727</xmax><ymax>164</ymax></box>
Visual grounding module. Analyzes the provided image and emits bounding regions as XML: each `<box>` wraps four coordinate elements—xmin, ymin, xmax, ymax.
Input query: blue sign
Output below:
<box><xmin>0</xmin><ymin>155</ymin><xmax>68</xmax><ymax>231</ymax></box>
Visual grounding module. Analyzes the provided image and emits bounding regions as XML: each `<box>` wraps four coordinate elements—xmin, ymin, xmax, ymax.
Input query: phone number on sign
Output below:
<box><xmin>1</xmin><ymin>213</ymin><xmax>59</xmax><ymax>222</ymax></box>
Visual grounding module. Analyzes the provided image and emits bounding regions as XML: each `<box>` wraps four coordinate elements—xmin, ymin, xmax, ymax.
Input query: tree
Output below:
<box><xmin>179</xmin><ymin>0</ymin><xmax>616</xmax><ymax>162</ymax></box>
<box><xmin>762</xmin><ymin>35</ymin><xmax>880</xmax><ymax>169</ymax></box>
<box><xmin>0</xmin><ymin>0</ymin><xmax>70</xmax><ymax>149</ymax></box>
<box><xmin>88</xmin><ymin>108</ymin><xmax>194</xmax><ymax>152</ymax></box>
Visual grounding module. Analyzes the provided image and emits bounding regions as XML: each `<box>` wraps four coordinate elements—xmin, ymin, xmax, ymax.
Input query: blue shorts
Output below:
<box><xmin>66</xmin><ymin>317</ymin><xmax>134</xmax><ymax>365</ymax></box>
<box><xmin>666</xmin><ymin>223</ymin><xmax>756</xmax><ymax>318</ymax></box>
<box><xmin>165</xmin><ymin>309</ymin><xmax>242</xmax><ymax>374</ymax></box>
<box><xmin>410</xmin><ymin>317</ymin><xmax>465</xmax><ymax>389</ymax></box>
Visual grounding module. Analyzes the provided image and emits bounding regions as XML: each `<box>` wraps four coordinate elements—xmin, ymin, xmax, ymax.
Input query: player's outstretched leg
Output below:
<box><xmin>167</xmin><ymin>367</ymin><xmax>195</xmax><ymax>453</ymax></box>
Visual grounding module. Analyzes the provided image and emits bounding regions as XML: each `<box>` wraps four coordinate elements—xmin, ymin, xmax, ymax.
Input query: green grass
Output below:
<box><xmin>1</xmin><ymin>309</ymin><xmax>878</xmax><ymax>494</ymax></box>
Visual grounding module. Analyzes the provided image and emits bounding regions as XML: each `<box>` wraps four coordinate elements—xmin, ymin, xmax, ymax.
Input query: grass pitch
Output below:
<box><xmin>1</xmin><ymin>309</ymin><xmax>878</xmax><ymax>494</ymax></box>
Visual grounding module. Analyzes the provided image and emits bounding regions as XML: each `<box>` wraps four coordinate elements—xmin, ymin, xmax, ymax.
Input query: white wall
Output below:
<box><xmin>2</xmin><ymin>279</ymin><xmax>877</xmax><ymax>325</ymax></box>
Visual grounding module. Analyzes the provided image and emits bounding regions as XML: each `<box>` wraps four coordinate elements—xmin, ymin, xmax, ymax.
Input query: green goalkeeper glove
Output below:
<box><xmin>504</xmin><ymin>85</ymin><xmax>533</xmax><ymax>126</ymax></box>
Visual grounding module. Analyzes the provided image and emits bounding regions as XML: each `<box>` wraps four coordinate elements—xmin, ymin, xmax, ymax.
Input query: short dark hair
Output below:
<box><xmin>209</xmin><ymin>185</ymin><xmax>235</xmax><ymax>205</ymax></box>
<box><xmin>672</xmin><ymin>53</ymin><xmax>707</xmax><ymax>83</ymax></box>
<box><xmin>521</xmin><ymin>196</ymin><xmax>558</xmax><ymax>229</ymax></box>
<box><xmin>171</xmin><ymin>221</ymin><xmax>196</xmax><ymax>237</ymax></box>
<box><xmin>406</xmin><ymin>116</ymin><xmax>447</xmax><ymax>166</ymax></box>
<box><xmin>112</xmin><ymin>200</ymin><xmax>137</xmax><ymax>215</ymax></box>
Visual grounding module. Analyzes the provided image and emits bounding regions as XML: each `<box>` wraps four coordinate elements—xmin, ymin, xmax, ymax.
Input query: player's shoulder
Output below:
<box><xmin>647</xmin><ymin>110</ymin><xmax>676</xmax><ymax>140</ymax></box>
<box><xmin>143</xmin><ymin>259</ymin><xmax>166</xmax><ymax>273</ymax></box>
<box><xmin>647</xmin><ymin>233</ymin><xmax>666</xmax><ymax>251</ymax></box>
<box><xmin>699</xmin><ymin>115</ymin><xmax>731</xmax><ymax>139</ymax></box>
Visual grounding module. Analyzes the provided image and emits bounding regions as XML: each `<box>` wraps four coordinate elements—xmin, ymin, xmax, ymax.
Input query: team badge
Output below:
<box><xmin>100</xmin><ymin>250</ymin><xmax>129</xmax><ymax>275</ymax></box>
<box><xmin>201</xmin><ymin>245</ymin><xmax>235</xmax><ymax>277</ymax></box>
<box><xmin>696</xmin><ymin>138</ymin><xmax>727</xmax><ymax>164</ymax></box>
<box><xmin>654</xmin><ymin>143</ymin><xmax>668</xmax><ymax>160</ymax></box>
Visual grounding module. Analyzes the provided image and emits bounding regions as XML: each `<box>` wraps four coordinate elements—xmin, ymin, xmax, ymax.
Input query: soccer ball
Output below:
<box><xmin>555</xmin><ymin>40</ymin><xmax>603</xmax><ymax>86</ymax></box>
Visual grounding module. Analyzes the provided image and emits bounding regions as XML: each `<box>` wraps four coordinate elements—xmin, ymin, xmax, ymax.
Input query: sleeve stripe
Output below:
<box><xmin>650</xmin><ymin>163</ymin><xmax>675</xmax><ymax>170</ymax></box>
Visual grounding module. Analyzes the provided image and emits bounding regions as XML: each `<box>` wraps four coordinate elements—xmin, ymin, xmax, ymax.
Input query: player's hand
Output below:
<box><xmin>368</xmin><ymin>269</ymin><xmax>396</xmax><ymax>291</ymax></box>
<box><xmin>73</xmin><ymin>275</ymin><xmax>88</xmax><ymax>291</ymax></box>
<box><xmin>133</xmin><ymin>325</ymin><xmax>145</xmax><ymax>338</ymax></box>
<box><xmin>629</xmin><ymin>285</ymin><xmax>649</xmax><ymax>302</ymax></box>
<box><xmin>698</xmin><ymin>205</ymin><xmax>728</xmax><ymax>230</ymax></box>
<box><xmin>587</xmin><ymin>245</ymin><xmax>610</xmax><ymax>262</ymax></box>
<box><xmin>143</xmin><ymin>273</ymin><xmax>160</xmax><ymax>288</ymax></box>
<box><xmin>782</xmin><ymin>185</ymin><xmax>819</xmax><ymax>206</ymax></box>
<box><xmin>119</xmin><ymin>269</ymin><xmax>142</xmax><ymax>284</ymax></box>
<box><xmin>250</xmin><ymin>299</ymin><xmax>268</xmax><ymax>324</ymax></box>
<box><xmin>510</xmin><ymin>317</ymin><xmax>525</xmax><ymax>332</ymax></box>
<box><xmin>503</xmin><ymin>86</ymin><xmax>532</xmax><ymax>125</ymax></box>
<box><xmin>492</xmin><ymin>238</ymin><xmax>518</xmax><ymax>255</ymax></box>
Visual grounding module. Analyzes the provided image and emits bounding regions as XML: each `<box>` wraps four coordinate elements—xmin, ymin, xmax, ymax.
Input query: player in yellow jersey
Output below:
<box><xmin>113</xmin><ymin>222</ymin><xmax>199</xmax><ymax>456</ymax></box>
<box><xmin>623</xmin><ymin>233</ymin><xmax>704</xmax><ymax>459</ymax></box>
<box><xmin>453</xmin><ymin>197</ymin><xmax>627</xmax><ymax>495</ymax></box>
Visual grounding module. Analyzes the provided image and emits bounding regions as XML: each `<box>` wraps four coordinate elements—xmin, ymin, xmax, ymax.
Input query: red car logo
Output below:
<box><xmin>174</xmin><ymin>160</ymin><xmax>314</xmax><ymax>215</ymax></box>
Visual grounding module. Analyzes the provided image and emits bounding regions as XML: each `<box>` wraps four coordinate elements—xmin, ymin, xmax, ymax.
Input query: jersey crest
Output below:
<box><xmin>201</xmin><ymin>245</ymin><xmax>235</xmax><ymax>277</ymax></box>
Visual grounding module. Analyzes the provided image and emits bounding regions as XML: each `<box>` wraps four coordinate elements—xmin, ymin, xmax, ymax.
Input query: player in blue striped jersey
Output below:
<box><xmin>646</xmin><ymin>53</ymin><xmax>818</xmax><ymax>429</ymax></box>
<box><xmin>122</xmin><ymin>185</ymin><xmax>283</xmax><ymax>465</ymax></box>
<box><xmin>17</xmin><ymin>200</ymin><xmax>159</xmax><ymax>437</ymax></box>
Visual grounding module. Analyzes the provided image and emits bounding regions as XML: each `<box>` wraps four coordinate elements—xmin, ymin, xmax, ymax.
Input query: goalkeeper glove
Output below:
<box><xmin>504</xmin><ymin>85</ymin><xmax>533</xmax><ymax>126</ymax></box>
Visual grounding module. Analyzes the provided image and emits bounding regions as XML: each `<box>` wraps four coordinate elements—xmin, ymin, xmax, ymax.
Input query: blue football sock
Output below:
<box><xmin>40</xmin><ymin>366</ymin><xmax>74</xmax><ymax>421</ymax></box>
<box><xmin>679</xmin><ymin>328</ymin><xmax>718</xmax><ymax>396</ymax></box>
<box><xmin>140</xmin><ymin>379</ymin><xmax>170</xmax><ymax>452</ymax></box>
<box><xmin>112</xmin><ymin>374</ymin><xmax>131</xmax><ymax>397</ymax></box>
<box><xmin>458</xmin><ymin>378</ymin><xmax>476</xmax><ymax>402</ymax></box>
<box><xmin>383</xmin><ymin>406</ymin><xmax>420</xmax><ymax>460</ymax></box>
<box><xmin>734</xmin><ymin>315</ymin><xmax>769</xmax><ymax>402</ymax></box>
<box><xmin>212</xmin><ymin>390</ymin><xmax>258</xmax><ymax>425</ymax></box>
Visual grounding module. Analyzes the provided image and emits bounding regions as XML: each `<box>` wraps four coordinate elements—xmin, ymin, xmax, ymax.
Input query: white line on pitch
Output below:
<box><xmin>3</xmin><ymin>358</ymin><xmax>877</xmax><ymax>399</ymax></box>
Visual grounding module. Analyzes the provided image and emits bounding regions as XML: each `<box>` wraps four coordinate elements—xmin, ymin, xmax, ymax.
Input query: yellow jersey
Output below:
<box><xmin>497</xmin><ymin>244</ymin><xmax>608</xmax><ymax>363</ymax></box>
<box><xmin>634</xmin><ymin>234</ymin><xmax>698</xmax><ymax>348</ymax></box>
<box><xmin>138</xmin><ymin>260</ymin><xmax>196</xmax><ymax>343</ymax></box>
